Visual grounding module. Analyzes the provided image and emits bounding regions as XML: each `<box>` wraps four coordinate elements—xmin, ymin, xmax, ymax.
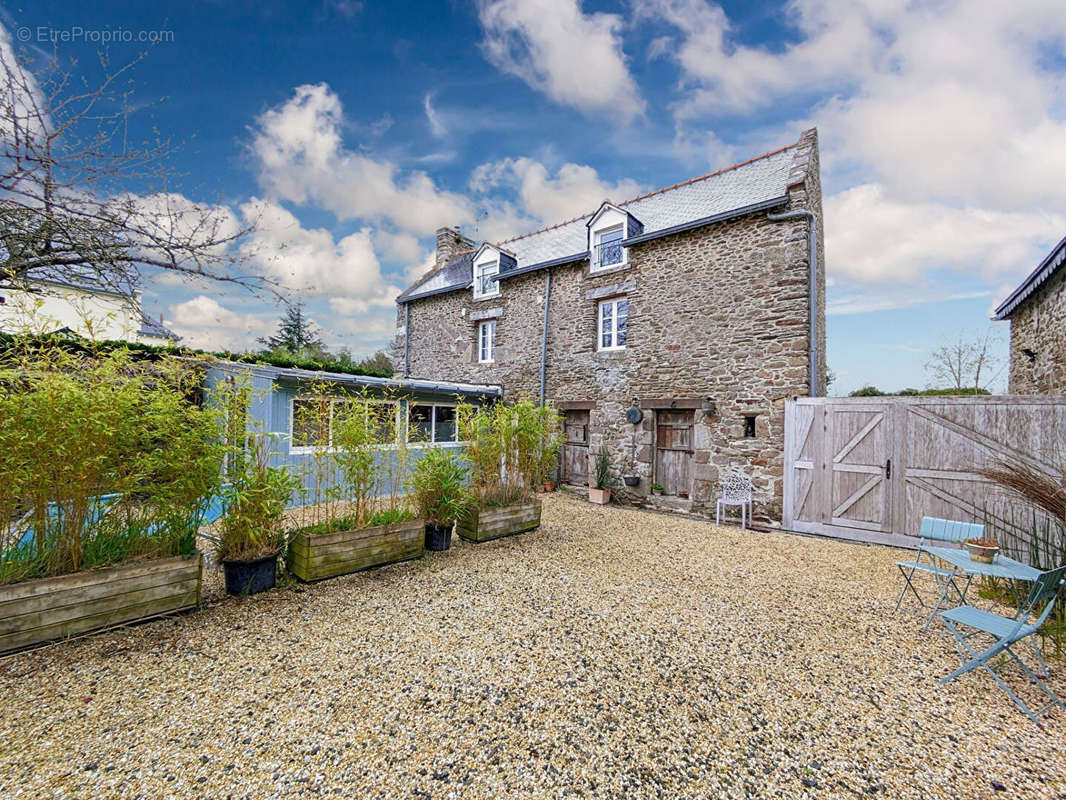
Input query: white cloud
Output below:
<box><xmin>166</xmin><ymin>295</ymin><xmax>267</xmax><ymax>351</ymax></box>
<box><xmin>374</xmin><ymin>230</ymin><xmax>425</xmax><ymax>265</ymax></box>
<box><xmin>251</xmin><ymin>84</ymin><xmax>473</xmax><ymax>234</ymax></box>
<box><xmin>476</xmin><ymin>0</ymin><xmax>645</xmax><ymax>122</ymax></box>
<box><xmin>423</xmin><ymin>93</ymin><xmax>447</xmax><ymax>138</ymax></box>
<box><xmin>646</xmin><ymin>0</ymin><xmax>1066</xmax><ymax>312</ymax></box>
<box><xmin>239</xmin><ymin>199</ymin><xmax>402</xmax><ymax>308</ymax></box>
<box><xmin>471</xmin><ymin>156</ymin><xmax>643</xmax><ymax>236</ymax></box>
<box><xmin>826</xmin><ymin>184</ymin><xmax>1065</xmax><ymax>284</ymax></box>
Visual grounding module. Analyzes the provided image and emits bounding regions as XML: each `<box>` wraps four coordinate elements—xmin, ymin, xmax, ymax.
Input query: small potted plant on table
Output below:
<box><xmin>589</xmin><ymin>446</ymin><xmax>617</xmax><ymax>505</ymax></box>
<box><xmin>964</xmin><ymin>536</ymin><xmax>1000</xmax><ymax>564</ymax></box>
<box><xmin>214</xmin><ymin>435</ymin><xmax>298</xmax><ymax>596</ymax></box>
<box><xmin>410</xmin><ymin>448</ymin><xmax>472</xmax><ymax>551</ymax></box>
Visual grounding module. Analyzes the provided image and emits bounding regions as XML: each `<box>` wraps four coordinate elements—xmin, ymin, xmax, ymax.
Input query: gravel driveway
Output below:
<box><xmin>1</xmin><ymin>494</ymin><xmax>1064</xmax><ymax>799</ymax></box>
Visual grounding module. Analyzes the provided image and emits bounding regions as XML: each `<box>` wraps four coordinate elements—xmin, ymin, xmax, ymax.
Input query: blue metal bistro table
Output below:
<box><xmin>923</xmin><ymin>546</ymin><xmax>1041</xmax><ymax>630</ymax></box>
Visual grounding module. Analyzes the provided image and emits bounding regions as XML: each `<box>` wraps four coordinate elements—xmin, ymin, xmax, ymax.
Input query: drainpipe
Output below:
<box><xmin>403</xmin><ymin>303</ymin><xmax>410</xmax><ymax>378</ymax></box>
<box><xmin>766</xmin><ymin>208</ymin><xmax>819</xmax><ymax>397</ymax></box>
<box><xmin>539</xmin><ymin>269</ymin><xmax>552</xmax><ymax>405</ymax></box>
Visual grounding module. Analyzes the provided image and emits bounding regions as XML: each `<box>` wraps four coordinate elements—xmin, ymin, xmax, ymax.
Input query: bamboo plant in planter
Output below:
<box><xmin>0</xmin><ymin>344</ymin><xmax>223</xmax><ymax>654</ymax></box>
<box><xmin>212</xmin><ymin>434</ymin><xmax>298</xmax><ymax>596</ymax></box>
<box><xmin>287</xmin><ymin>390</ymin><xmax>423</xmax><ymax>581</ymax></box>
<box><xmin>456</xmin><ymin>399</ymin><xmax>561</xmax><ymax>542</ymax></box>
<box><xmin>410</xmin><ymin>448</ymin><xmax>472</xmax><ymax>551</ymax></box>
<box><xmin>589</xmin><ymin>446</ymin><xmax>617</xmax><ymax>505</ymax></box>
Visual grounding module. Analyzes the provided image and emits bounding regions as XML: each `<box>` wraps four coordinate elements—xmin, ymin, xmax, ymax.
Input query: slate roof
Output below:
<box><xmin>993</xmin><ymin>234</ymin><xmax>1066</xmax><ymax>320</ymax></box>
<box><xmin>398</xmin><ymin>133</ymin><xmax>803</xmax><ymax>303</ymax></box>
<box><xmin>139</xmin><ymin>316</ymin><xmax>180</xmax><ymax>341</ymax></box>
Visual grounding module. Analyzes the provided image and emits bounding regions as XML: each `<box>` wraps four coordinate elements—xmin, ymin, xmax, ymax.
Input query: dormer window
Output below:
<box><xmin>587</xmin><ymin>202</ymin><xmax>641</xmax><ymax>274</ymax></box>
<box><xmin>472</xmin><ymin>243</ymin><xmax>513</xmax><ymax>300</ymax></box>
<box><xmin>594</xmin><ymin>226</ymin><xmax>624</xmax><ymax>270</ymax></box>
<box><xmin>475</xmin><ymin>260</ymin><xmax>499</xmax><ymax>298</ymax></box>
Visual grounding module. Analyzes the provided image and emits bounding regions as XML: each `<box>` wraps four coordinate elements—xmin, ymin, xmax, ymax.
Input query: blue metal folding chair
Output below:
<box><xmin>895</xmin><ymin>517</ymin><xmax>983</xmax><ymax>625</ymax></box>
<box><xmin>938</xmin><ymin>565</ymin><xmax>1066</xmax><ymax>724</ymax></box>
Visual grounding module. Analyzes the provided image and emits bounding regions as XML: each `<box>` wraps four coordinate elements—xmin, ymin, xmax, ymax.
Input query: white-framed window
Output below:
<box><xmin>474</xmin><ymin>260</ymin><xmax>500</xmax><ymax>299</ymax></box>
<box><xmin>592</xmin><ymin>225</ymin><xmax>624</xmax><ymax>272</ymax></box>
<box><xmin>478</xmin><ymin>320</ymin><xmax>496</xmax><ymax>363</ymax></box>
<box><xmin>598</xmin><ymin>297</ymin><xmax>628</xmax><ymax>351</ymax></box>
<box><xmin>407</xmin><ymin>403</ymin><xmax>458</xmax><ymax>445</ymax></box>
<box><xmin>290</xmin><ymin>396</ymin><xmax>398</xmax><ymax>453</ymax></box>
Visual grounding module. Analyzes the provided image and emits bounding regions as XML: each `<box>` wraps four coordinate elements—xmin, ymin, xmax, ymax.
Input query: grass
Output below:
<box><xmin>288</xmin><ymin>506</ymin><xmax>417</xmax><ymax>537</ymax></box>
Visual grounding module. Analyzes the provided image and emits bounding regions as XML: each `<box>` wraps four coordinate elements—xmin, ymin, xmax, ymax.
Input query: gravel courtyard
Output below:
<box><xmin>1</xmin><ymin>494</ymin><xmax>1064</xmax><ymax>799</ymax></box>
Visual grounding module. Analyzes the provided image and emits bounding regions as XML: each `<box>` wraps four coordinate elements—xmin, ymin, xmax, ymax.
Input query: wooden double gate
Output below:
<box><xmin>784</xmin><ymin>396</ymin><xmax>1066</xmax><ymax>547</ymax></box>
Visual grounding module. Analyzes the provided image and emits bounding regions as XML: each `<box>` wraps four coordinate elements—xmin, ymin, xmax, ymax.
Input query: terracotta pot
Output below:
<box><xmin>543</xmin><ymin>481</ymin><xmax>555</xmax><ymax>493</ymax></box>
<box><xmin>589</xmin><ymin>488</ymin><xmax>611</xmax><ymax>505</ymax></box>
<box><xmin>965</xmin><ymin>539</ymin><xmax>999</xmax><ymax>564</ymax></box>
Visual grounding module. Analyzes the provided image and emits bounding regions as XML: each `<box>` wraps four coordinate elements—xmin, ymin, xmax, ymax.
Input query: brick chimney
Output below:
<box><xmin>435</xmin><ymin>226</ymin><xmax>476</xmax><ymax>271</ymax></box>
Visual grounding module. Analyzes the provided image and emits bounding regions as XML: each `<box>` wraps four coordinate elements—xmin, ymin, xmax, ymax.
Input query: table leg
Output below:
<box><xmin>924</xmin><ymin>567</ymin><xmax>962</xmax><ymax>631</ymax></box>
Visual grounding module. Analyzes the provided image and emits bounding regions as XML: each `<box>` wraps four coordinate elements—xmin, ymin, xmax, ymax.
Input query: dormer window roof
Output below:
<box><xmin>471</xmin><ymin>243</ymin><xmax>516</xmax><ymax>299</ymax></box>
<box><xmin>587</xmin><ymin>202</ymin><xmax>643</xmax><ymax>272</ymax></box>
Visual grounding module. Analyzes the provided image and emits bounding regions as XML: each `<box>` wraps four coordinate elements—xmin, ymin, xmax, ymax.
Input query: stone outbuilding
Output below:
<box><xmin>394</xmin><ymin>129</ymin><xmax>826</xmax><ymax>523</ymax></box>
<box><xmin>995</xmin><ymin>235</ymin><xmax>1066</xmax><ymax>395</ymax></box>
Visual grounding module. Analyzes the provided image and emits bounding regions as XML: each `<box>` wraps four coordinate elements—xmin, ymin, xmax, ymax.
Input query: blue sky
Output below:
<box><xmin>5</xmin><ymin>0</ymin><xmax>1066</xmax><ymax>393</ymax></box>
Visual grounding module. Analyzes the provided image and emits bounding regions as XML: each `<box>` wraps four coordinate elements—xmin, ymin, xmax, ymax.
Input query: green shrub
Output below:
<box><xmin>409</xmin><ymin>448</ymin><xmax>472</xmax><ymax>526</ymax></box>
<box><xmin>456</xmin><ymin>399</ymin><xmax>562</xmax><ymax>506</ymax></box>
<box><xmin>593</xmin><ymin>446</ymin><xmax>617</xmax><ymax>491</ymax></box>
<box><xmin>0</xmin><ymin>342</ymin><xmax>225</xmax><ymax>583</ymax></box>
<box><xmin>212</xmin><ymin>434</ymin><xmax>298</xmax><ymax>562</ymax></box>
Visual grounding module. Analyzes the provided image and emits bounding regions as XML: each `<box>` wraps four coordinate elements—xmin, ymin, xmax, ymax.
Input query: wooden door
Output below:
<box><xmin>655</xmin><ymin>411</ymin><xmax>694</xmax><ymax>497</ymax></box>
<box><xmin>828</xmin><ymin>405</ymin><xmax>890</xmax><ymax>532</ymax></box>
<box><xmin>562</xmin><ymin>410</ymin><xmax>589</xmax><ymax>486</ymax></box>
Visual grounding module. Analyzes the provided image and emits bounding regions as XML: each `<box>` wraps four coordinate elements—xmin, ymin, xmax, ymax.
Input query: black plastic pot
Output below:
<box><xmin>222</xmin><ymin>551</ymin><xmax>278</xmax><ymax>596</ymax></box>
<box><xmin>623</xmin><ymin>475</ymin><xmax>640</xmax><ymax>487</ymax></box>
<box><xmin>424</xmin><ymin>523</ymin><xmax>453</xmax><ymax>551</ymax></box>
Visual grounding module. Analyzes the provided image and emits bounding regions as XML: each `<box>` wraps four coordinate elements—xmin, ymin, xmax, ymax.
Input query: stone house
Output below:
<box><xmin>994</xmin><ymin>235</ymin><xmax>1066</xmax><ymax>394</ymax></box>
<box><xmin>394</xmin><ymin>129</ymin><xmax>826</xmax><ymax>522</ymax></box>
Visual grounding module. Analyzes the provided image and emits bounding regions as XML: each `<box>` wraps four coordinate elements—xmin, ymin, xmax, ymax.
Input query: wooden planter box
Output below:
<box><xmin>458</xmin><ymin>500</ymin><xmax>542</xmax><ymax>543</ymax></box>
<box><xmin>288</xmin><ymin>519</ymin><xmax>424</xmax><ymax>582</ymax></box>
<box><xmin>0</xmin><ymin>555</ymin><xmax>202</xmax><ymax>656</ymax></box>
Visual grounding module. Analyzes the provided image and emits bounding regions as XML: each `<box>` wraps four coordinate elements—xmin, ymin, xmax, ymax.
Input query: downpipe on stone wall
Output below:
<box><xmin>539</xmin><ymin>269</ymin><xmax>552</xmax><ymax>404</ymax></box>
<box><xmin>403</xmin><ymin>302</ymin><xmax>410</xmax><ymax>378</ymax></box>
<box><xmin>766</xmin><ymin>208</ymin><xmax>819</xmax><ymax>397</ymax></box>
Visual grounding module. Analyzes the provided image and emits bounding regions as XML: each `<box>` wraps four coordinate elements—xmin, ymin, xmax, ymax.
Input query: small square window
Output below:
<box><xmin>744</xmin><ymin>416</ymin><xmax>757</xmax><ymax>438</ymax></box>
<box><xmin>598</xmin><ymin>297</ymin><xmax>628</xmax><ymax>351</ymax></box>
<box><xmin>478</xmin><ymin>320</ymin><xmax>496</xmax><ymax>363</ymax></box>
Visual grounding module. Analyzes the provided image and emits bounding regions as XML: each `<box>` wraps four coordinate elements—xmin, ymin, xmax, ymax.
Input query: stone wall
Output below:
<box><xmin>1007</xmin><ymin>267</ymin><xmax>1066</xmax><ymax>394</ymax></box>
<box><xmin>395</xmin><ymin>132</ymin><xmax>826</xmax><ymax>523</ymax></box>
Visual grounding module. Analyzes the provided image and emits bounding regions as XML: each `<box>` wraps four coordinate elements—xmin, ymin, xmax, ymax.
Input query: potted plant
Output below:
<box><xmin>589</xmin><ymin>446</ymin><xmax>616</xmax><ymax>505</ymax></box>
<box><xmin>214</xmin><ymin>435</ymin><xmax>298</xmax><ymax>595</ymax></box>
<box><xmin>651</xmin><ymin>482</ymin><xmax>665</xmax><ymax>495</ymax></box>
<box><xmin>456</xmin><ymin>400</ymin><xmax>559</xmax><ymax>543</ymax></box>
<box><xmin>964</xmin><ymin>536</ymin><xmax>1000</xmax><ymax>564</ymax></box>
<box><xmin>0</xmin><ymin>348</ymin><xmax>221</xmax><ymax>655</ymax></box>
<box><xmin>287</xmin><ymin>394</ymin><xmax>424</xmax><ymax>581</ymax></box>
<box><xmin>410</xmin><ymin>447</ymin><xmax>472</xmax><ymax>551</ymax></box>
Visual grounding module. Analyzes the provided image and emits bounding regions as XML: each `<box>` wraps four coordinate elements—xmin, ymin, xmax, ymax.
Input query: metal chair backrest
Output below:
<box><xmin>1024</xmin><ymin>565</ymin><xmax>1066</xmax><ymax>624</ymax></box>
<box><xmin>721</xmin><ymin>471</ymin><xmax>752</xmax><ymax>503</ymax></box>
<box><xmin>918</xmin><ymin>516</ymin><xmax>983</xmax><ymax>544</ymax></box>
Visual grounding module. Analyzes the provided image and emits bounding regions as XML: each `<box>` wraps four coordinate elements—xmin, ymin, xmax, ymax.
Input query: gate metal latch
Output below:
<box><xmin>885</xmin><ymin>458</ymin><xmax>892</xmax><ymax>480</ymax></box>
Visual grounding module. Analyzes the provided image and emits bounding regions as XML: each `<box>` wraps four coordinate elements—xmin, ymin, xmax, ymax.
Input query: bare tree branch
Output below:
<box><xmin>0</xmin><ymin>38</ymin><xmax>277</xmax><ymax>309</ymax></box>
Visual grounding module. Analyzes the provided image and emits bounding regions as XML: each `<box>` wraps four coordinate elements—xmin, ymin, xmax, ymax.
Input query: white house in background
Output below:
<box><xmin>0</xmin><ymin>277</ymin><xmax>177</xmax><ymax>345</ymax></box>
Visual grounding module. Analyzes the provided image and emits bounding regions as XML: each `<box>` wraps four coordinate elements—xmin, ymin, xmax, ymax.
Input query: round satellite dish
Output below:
<box><xmin>625</xmin><ymin>407</ymin><xmax>643</xmax><ymax>424</ymax></box>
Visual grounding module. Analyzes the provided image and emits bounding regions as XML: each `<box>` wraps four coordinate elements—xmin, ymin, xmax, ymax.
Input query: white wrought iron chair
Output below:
<box><xmin>716</xmin><ymin>471</ymin><xmax>753</xmax><ymax>529</ymax></box>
